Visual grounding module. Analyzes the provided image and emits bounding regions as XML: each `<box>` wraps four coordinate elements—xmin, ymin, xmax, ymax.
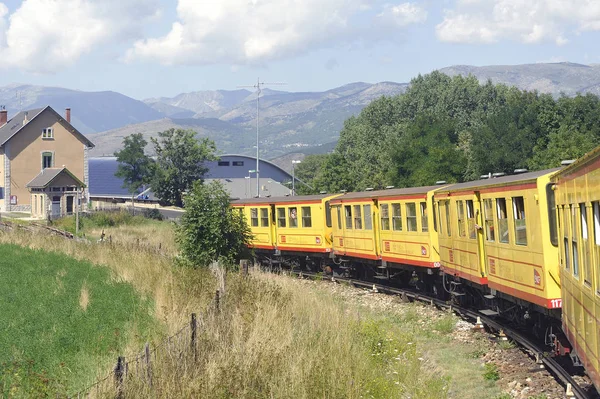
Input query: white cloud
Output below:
<box><xmin>127</xmin><ymin>0</ymin><xmax>428</xmax><ymax>66</ymax></box>
<box><xmin>0</xmin><ymin>0</ymin><xmax>159</xmax><ymax>72</ymax></box>
<box><xmin>378</xmin><ymin>3</ymin><xmax>428</xmax><ymax>27</ymax></box>
<box><xmin>436</xmin><ymin>0</ymin><xmax>600</xmax><ymax>45</ymax></box>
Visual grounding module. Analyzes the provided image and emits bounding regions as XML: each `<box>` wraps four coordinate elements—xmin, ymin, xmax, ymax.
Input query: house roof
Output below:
<box><xmin>0</xmin><ymin>106</ymin><xmax>94</xmax><ymax>147</ymax></box>
<box><xmin>26</xmin><ymin>167</ymin><xmax>85</xmax><ymax>189</ymax></box>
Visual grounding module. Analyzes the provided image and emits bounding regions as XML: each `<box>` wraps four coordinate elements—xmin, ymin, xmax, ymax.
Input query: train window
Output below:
<box><xmin>336</xmin><ymin>206</ymin><xmax>342</xmax><ymax>230</ymax></box>
<box><xmin>364</xmin><ymin>204</ymin><xmax>372</xmax><ymax>230</ymax></box>
<box><xmin>250</xmin><ymin>208</ymin><xmax>259</xmax><ymax>227</ymax></box>
<box><xmin>260</xmin><ymin>208</ymin><xmax>269</xmax><ymax>227</ymax></box>
<box><xmin>444</xmin><ymin>200</ymin><xmax>451</xmax><ymax>237</ymax></box>
<box><xmin>345</xmin><ymin>205</ymin><xmax>353</xmax><ymax>229</ymax></box>
<box><xmin>581</xmin><ymin>203</ymin><xmax>592</xmax><ymax>285</ymax></box>
<box><xmin>594</xmin><ymin>202</ymin><xmax>600</xmax><ymax>294</ymax></box>
<box><xmin>406</xmin><ymin>203</ymin><xmax>417</xmax><ymax>232</ymax></box>
<box><xmin>380</xmin><ymin>204</ymin><xmax>390</xmax><ymax>230</ymax></box>
<box><xmin>325</xmin><ymin>201</ymin><xmax>332</xmax><ymax>228</ymax></box>
<box><xmin>546</xmin><ymin>184</ymin><xmax>558</xmax><ymax>246</ymax></box>
<box><xmin>457</xmin><ymin>200</ymin><xmax>466</xmax><ymax>237</ymax></box>
<box><xmin>289</xmin><ymin>207</ymin><xmax>298</xmax><ymax>228</ymax></box>
<box><xmin>512</xmin><ymin>197</ymin><xmax>527</xmax><ymax>246</ymax></box>
<box><xmin>392</xmin><ymin>203</ymin><xmax>403</xmax><ymax>231</ymax></box>
<box><xmin>420</xmin><ymin>202</ymin><xmax>428</xmax><ymax>232</ymax></box>
<box><xmin>564</xmin><ymin>205</ymin><xmax>570</xmax><ymax>270</ymax></box>
<box><xmin>301</xmin><ymin>207</ymin><xmax>312</xmax><ymax>228</ymax></box>
<box><xmin>466</xmin><ymin>200</ymin><xmax>476</xmax><ymax>239</ymax></box>
<box><xmin>354</xmin><ymin>205</ymin><xmax>362</xmax><ymax>229</ymax></box>
<box><xmin>484</xmin><ymin>199</ymin><xmax>495</xmax><ymax>242</ymax></box>
<box><xmin>497</xmin><ymin>198</ymin><xmax>509</xmax><ymax>244</ymax></box>
<box><xmin>277</xmin><ymin>208</ymin><xmax>286</xmax><ymax>227</ymax></box>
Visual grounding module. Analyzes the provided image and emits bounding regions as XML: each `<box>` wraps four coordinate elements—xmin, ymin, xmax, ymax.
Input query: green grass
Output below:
<box><xmin>0</xmin><ymin>243</ymin><xmax>159</xmax><ymax>396</ymax></box>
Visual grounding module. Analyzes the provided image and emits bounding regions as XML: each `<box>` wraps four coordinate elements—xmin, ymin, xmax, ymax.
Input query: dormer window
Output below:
<box><xmin>42</xmin><ymin>127</ymin><xmax>54</xmax><ymax>139</ymax></box>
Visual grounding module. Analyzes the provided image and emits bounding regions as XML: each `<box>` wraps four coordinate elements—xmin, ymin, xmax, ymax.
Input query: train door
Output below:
<box><xmin>372</xmin><ymin>200</ymin><xmax>381</xmax><ymax>258</ymax></box>
<box><xmin>474</xmin><ymin>192</ymin><xmax>488</xmax><ymax>277</ymax></box>
<box><xmin>270</xmin><ymin>204</ymin><xmax>277</xmax><ymax>248</ymax></box>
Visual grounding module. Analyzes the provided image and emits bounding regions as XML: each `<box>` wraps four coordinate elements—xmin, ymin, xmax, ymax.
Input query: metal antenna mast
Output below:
<box><xmin>238</xmin><ymin>78</ymin><xmax>286</xmax><ymax>197</ymax></box>
<box><xmin>15</xmin><ymin>91</ymin><xmax>22</xmax><ymax>111</ymax></box>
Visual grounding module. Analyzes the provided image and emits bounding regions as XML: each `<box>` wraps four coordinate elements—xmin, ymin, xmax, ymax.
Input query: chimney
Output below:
<box><xmin>0</xmin><ymin>107</ymin><xmax>6</xmax><ymax>126</ymax></box>
<box><xmin>22</xmin><ymin>111</ymin><xmax>29</xmax><ymax>126</ymax></box>
<box><xmin>65</xmin><ymin>108</ymin><xmax>71</xmax><ymax>123</ymax></box>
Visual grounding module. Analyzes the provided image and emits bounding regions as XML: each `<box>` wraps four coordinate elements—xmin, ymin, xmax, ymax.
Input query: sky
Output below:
<box><xmin>0</xmin><ymin>0</ymin><xmax>599</xmax><ymax>100</ymax></box>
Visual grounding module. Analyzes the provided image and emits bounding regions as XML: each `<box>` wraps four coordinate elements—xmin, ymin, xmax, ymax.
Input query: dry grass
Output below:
<box><xmin>85</xmin><ymin>222</ymin><xmax>178</xmax><ymax>256</ymax></box>
<box><xmin>117</xmin><ymin>271</ymin><xmax>449</xmax><ymax>398</ymax></box>
<box><xmin>1</xmin><ymin>227</ymin><xmax>450</xmax><ymax>398</ymax></box>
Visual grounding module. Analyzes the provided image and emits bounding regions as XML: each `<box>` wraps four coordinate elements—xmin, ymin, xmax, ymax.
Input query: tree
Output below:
<box><xmin>151</xmin><ymin>128</ymin><xmax>217</xmax><ymax>207</ymax></box>
<box><xmin>293</xmin><ymin>154</ymin><xmax>328</xmax><ymax>195</ymax></box>
<box><xmin>389</xmin><ymin>115</ymin><xmax>466</xmax><ymax>187</ymax></box>
<box><xmin>177</xmin><ymin>181</ymin><xmax>251</xmax><ymax>268</ymax></box>
<box><xmin>114</xmin><ymin>133</ymin><xmax>154</xmax><ymax>213</ymax></box>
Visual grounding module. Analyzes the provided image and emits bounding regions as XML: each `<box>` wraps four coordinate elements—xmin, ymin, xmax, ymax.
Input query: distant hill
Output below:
<box><xmin>439</xmin><ymin>62</ymin><xmax>600</xmax><ymax>97</ymax></box>
<box><xmin>89</xmin><ymin>117</ymin><xmax>249</xmax><ymax>157</ymax></box>
<box><xmin>0</xmin><ymin>84</ymin><xmax>162</xmax><ymax>134</ymax></box>
<box><xmin>91</xmin><ymin>81</ymin><xmax>407</xmax><ymax>158</ymax></box>
<box><xmin>8</xmin><ymin>62</ymin><xmax>600</xmax><ymax>160</ymax></box>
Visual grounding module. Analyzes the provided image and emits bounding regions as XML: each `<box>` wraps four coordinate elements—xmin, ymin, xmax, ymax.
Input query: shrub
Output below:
<box><xmin>143</xmin><ymin>208</ymin><xmax>164</xmax><ymax>221</ymax></box>
<box><xmin>177</xmin><ymin>181</ymin><xmax>251</xmax><ymax>268</ymax></box>
<box><xmin>483</xmin><ymin>363</ymin><xmax>500</xmax><ymax>381</ymax></box>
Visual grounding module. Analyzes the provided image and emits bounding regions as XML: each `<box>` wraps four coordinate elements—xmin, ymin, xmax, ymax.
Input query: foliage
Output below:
<box><xmin>483</xmin><ymin>363</ymin><xmax>500</xmax><ymax>381</ymax></box>
<box><xmin>177</xmin><ymin>181</ymin><xmax>251</xmax><ymax>268</ymax></box>
<box><xmin>308</xmin><ymin>72</ymin><xmax>600</xmax><ymax>192</ymax></box>
<box><xmin>293</xmin><ymin>154</ymin><xmax>328</xmax><ymax>195</ymax></box>
<box><xmin>390</xmin><ymin>115</ymin><xmax>466</xmax><ymax>187</ymax></box>
<box><xmin>0</xmin><ymin>243</ymin><xmax>158</xmax><ymax>395</ymax></box>
<box><xmin>143</xmin><ymin>208</ymin><xmax>164</xmax><ymax>221</ymax></box>
<box><xmin>151</xmin><ymin>128</ymin><xmax>217</xmax><ymax>207</ymax></box>
<box><xmin>114</xmin><ymin>133</ymin><xmax>154</xmax><ymax>195</ymax></box>
<box><xmin>53</xmin><ymin>210</ymin><xmax>146</xmax><ymax>233</ymax></box>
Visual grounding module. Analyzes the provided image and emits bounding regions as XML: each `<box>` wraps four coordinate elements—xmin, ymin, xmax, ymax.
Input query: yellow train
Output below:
<box><xmin>552</xmin><ymin>147</ymin><xmax>600</xmax><ymax>390</ymax></box>
<box><xmin>233</xmin><ymin>150</ymin><xmax>600</xmax><ymax>391</ymax></box>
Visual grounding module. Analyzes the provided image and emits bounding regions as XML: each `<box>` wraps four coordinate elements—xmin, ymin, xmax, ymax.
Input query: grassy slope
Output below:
<box><xmin>0</xmin><ymin>215</ymin><xmax>508</xmax><ymax>398</ymax></box>
<box><xmin>0</xmin><ymin>243</ymin><xmax>159</xmax><ymax>395</ymax></box>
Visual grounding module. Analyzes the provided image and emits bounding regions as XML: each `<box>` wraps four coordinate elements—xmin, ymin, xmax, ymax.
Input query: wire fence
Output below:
<box><xmin>0</xmin><ymin>218</ymin><xmax>250</xmax><ymax>398</ymax></box>
<box><xmin>70</xmin><ymin>289</ymin><xmax>223</xmax><ymax>399</ymax></box>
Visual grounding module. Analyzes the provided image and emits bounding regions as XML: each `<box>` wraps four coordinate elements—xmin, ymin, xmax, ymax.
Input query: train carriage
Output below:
<box><xmin>233</xmin><ymin>194</ymin><xmax>341</xmax><ymax>266</ymax></box>
<box><xmin>330</xmin><ymin>186</ymin><xmax>443</xmax><ymax>285</ymax></box>
<box><xmin>435</xmin><ymin>170</ymin><xmax>562</xmax><ymax>313</ymax></box>
<box><xmin>552</xmin><ymin>148</ymin><xmax>600</xmax><ymax>390</ymax></box>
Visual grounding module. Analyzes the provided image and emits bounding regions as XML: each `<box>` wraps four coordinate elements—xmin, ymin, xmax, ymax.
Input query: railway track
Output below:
<box><xmin>288</xmin><ymin>269</ymin><xmax>596</xmax><ymax>399</ymax></box>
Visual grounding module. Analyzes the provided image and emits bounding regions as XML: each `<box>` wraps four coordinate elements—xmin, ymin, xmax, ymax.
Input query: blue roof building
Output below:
<box><xmin>89</xmin><ymin>155</ymin><xmax>293</xmax><ymax>202</ymax></box>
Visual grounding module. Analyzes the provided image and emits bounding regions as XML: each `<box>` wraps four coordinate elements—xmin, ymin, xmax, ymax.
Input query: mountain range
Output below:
<box><xmin>1</xmin><ymin>62</ymin><xmax>600</xmax><ymax>161</ymax></box>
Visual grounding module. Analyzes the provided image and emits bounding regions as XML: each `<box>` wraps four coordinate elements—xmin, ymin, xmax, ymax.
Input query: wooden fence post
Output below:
<box><xmin>240</xmin><ymin>259</ymin><xmax>249</xmax><ymax>277</ymax></box>
<box><xmin>145</xmin><ymin>343</ymin><xmax>152</xmax><ymax>388</ymax></box>
<box><xmin>191</xmin><ymin>313</ymin><xmax>197</xmax><ymax>362</ymax></box>
<box><xmin>215</xmin><ymin>290</ymin><xmax>220</xmax><ymax>312</ymax></box>
<box><xmin>114</xmin><ymin>356</ymin><xmax>125</xmax><ymax>399</ymax></box>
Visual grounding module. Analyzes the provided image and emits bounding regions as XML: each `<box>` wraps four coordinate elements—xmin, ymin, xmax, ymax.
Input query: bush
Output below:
<box><xmin>483</xmin><ymin>363</ymin><xmax>500</xmax><ymax>381</ymax></box>
<box><xmin>143</xmin><ymin>208</ymin><xmax>164</xmax><ymax>221</ymax></box>
<box><xmin>177</xmin><ymin>181</ymin><xmax>251</xmax><ymax>268</ymax></box>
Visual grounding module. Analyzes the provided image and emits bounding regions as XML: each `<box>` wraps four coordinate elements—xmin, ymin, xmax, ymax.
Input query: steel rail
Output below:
<box><xmin>289</xmin><ymin>270</ymin><xmax>593</xmax><ymax>399</ymax></box>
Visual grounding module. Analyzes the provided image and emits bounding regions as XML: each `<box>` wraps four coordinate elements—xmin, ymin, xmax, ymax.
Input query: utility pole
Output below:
<box><xmin>238</xmin><ymin>78</ymin><xmax>286</xmax><ymax>197</ymax></box>
<box><xmin>292</xmin><ymin>160</ymin><xmax>301</xmax><ymax>196</ymax></box>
